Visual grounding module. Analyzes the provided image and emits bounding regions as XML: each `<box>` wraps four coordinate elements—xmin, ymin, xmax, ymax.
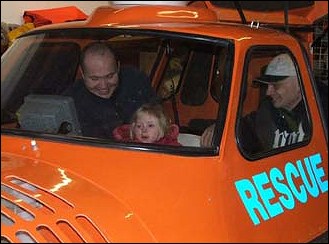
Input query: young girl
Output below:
<box><xmin>113</xmin><ymin>103</ymin><xmax>181</xmax><ymax>146</ymax></box>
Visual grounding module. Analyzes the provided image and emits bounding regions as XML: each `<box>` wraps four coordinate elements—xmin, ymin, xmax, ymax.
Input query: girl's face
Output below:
<box><xmin>132</xmin><ymin>112</ymin><xmax>163</xmax><ymax>143</ymax></box>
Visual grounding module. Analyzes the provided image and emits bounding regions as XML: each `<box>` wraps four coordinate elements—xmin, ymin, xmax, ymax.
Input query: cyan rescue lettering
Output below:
<box><xmin>235</xmin><ymin>153</ymin><xmax>328</xmax><ymax>225</ymax></box>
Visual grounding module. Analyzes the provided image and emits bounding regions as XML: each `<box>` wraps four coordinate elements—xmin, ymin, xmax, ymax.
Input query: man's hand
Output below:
<box><xmin>200</xmin><ymin>123</ymin><xmax>215</xmax><ymax>147</ymax></box>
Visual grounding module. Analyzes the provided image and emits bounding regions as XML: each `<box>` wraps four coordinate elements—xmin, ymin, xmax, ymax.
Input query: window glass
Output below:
<box><xmin>1</xmin><ymin>29</ymin><xmax>231</xmax><ymax>152</ymax></box>
<box><xmin>237</xmin><ymin>48</ymin><xmax>311</xmax><ymax>157</ymax></box>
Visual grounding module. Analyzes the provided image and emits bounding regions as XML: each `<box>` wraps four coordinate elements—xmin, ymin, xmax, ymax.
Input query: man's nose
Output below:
<box><xmin>97</xmin><ymin>78</ymin><xmax>107</xmax><ymax>88</ymax></box>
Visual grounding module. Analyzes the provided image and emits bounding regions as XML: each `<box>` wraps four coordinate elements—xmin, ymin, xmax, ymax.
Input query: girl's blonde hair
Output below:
<box><xmin>130</xmin><ymin>103</ymin><xmax>170</xmax><ymax>139</ymax></box>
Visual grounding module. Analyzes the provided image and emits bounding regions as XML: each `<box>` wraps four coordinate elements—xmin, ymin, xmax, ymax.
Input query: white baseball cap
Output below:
<box><xmin>254</xmin><ymin>53</ymin><xmax>297</xmax><ymax>84</ymax></box>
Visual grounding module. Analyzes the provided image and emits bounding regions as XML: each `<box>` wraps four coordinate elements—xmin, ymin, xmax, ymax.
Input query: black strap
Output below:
<box><xmin>170</xmin><ymin>79</ymin><xmax>180</xmax><ymax>127</ymax></box>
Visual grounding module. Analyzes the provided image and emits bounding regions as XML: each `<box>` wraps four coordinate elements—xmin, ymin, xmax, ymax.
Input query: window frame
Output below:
<box><xmin>236</xmin><ymin>46</ymin><xmax>313</xmax><ymax>160</ymax></box>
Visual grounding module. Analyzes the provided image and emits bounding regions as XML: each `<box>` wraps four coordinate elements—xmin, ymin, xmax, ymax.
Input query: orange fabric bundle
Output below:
<box><xmin>23</xmin><ymin>6</ymin><xmax>88</xmax><ymax>27</ymax></box>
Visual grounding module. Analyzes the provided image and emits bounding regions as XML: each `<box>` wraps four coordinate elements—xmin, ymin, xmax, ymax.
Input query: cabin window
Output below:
<box><xmin>237</xmin><ymin>47</ymin><xmax>311</xmax><ymax>159</ymax></box>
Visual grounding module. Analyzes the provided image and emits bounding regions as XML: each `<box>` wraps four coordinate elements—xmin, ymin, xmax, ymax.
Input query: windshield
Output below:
<box><xmin>1</xmin><ymin>28</ymin><xmax>231</xmax><ymax>153</ymax></box>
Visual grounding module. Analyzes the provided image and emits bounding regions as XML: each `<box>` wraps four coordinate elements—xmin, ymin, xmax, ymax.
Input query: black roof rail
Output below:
<box><xmin>284</xmin><ymin>1</ymin><xmax>290</xmax><ymax>34</ymax></box>
<box><xmin>233</xmin><ymin>1</ymin><xmax>247</xmax><ymax>24</ymax></box>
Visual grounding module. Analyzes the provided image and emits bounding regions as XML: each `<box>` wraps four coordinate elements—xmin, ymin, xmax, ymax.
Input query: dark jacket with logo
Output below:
<box><xmin>240</xmin><ymin>97</ymin><xmax>310</xmax><ymax>154</ymax></box>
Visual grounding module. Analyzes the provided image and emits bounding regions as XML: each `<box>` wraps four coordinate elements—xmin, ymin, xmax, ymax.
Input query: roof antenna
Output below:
<box><xmin>284</xmin><ymin>1</ymin><xmax>290</xmax><ymax>34</ymax></box>
<box><xmin>233</xmin><ymin>1</ymin><xmax>247</xmax><ymax>24</ymax></box>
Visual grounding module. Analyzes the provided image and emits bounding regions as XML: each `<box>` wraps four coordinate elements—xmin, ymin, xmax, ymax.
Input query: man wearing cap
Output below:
<box><xmin>241</xmin><ymin>53</ymin><xmax>310</xmax><ymax>152</ymax></box>
<box><xmin>253</xmin><ymin>53</ymin><xmax>302</xmax><ymax>111</ymax></box>
<box><xmin>201</xmin><ymin>53</ymin><xmax>310</xmax><ymax>152</ymax></box>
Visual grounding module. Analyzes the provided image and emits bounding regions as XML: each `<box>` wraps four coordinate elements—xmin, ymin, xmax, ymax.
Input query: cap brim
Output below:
<box><xmin>253</xmin><ymin>75</ymin><xmax>288</xmax><ymax>85</ymax></box>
